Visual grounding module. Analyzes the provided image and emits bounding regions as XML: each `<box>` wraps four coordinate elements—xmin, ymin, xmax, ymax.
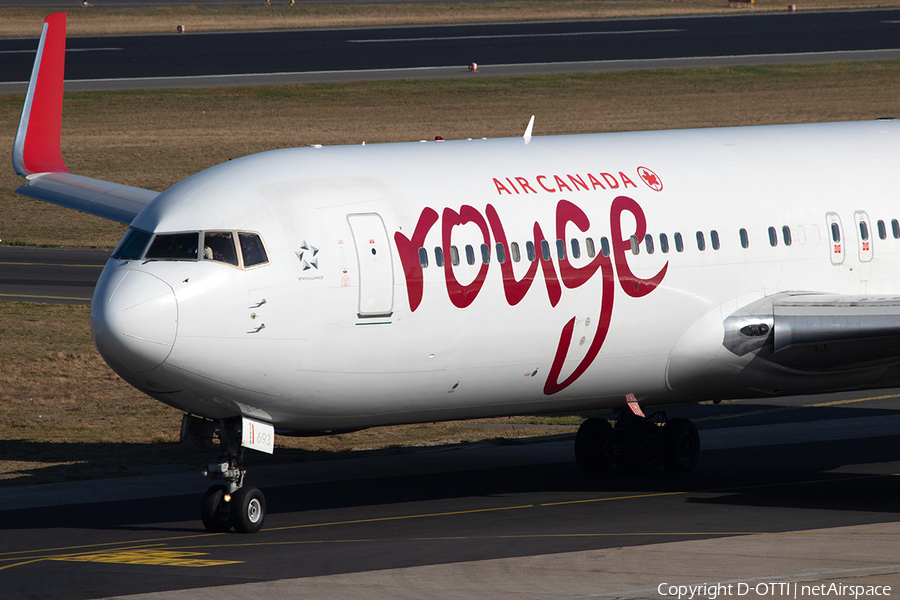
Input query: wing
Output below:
<box><xmin>12</xmin><ymin>13</ymin><xmax>158</xmax><ymax>225</ymax></box>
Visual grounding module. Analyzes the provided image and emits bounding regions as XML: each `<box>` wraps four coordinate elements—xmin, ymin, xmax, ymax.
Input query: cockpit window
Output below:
<box><xmin>113</xmin><ymin>228</ymin><xmax>152</xmax><ymax>260</ymax></box>
<box><xmin>202</xmin><ymin>231</ymin><xmax>239</xmax><ymax>266</ymax></box>
<box><xmin>239</xmin><ymin>232</ymin><xmax>269</xmax><ymax>267</ymax></box>
<box><xmin>145</xmin><ymin>232</ymin><xmax>199</xmax><ymax>260</ymax></box>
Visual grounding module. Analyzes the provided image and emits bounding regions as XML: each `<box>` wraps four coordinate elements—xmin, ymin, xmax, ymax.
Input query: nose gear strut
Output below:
<box><xmin>198</xmin><ymin>416</ymin><xmax>267</xmax><ymax>534</ymax></box>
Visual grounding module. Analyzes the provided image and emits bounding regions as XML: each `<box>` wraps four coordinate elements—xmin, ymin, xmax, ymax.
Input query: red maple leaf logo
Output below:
<box><xmin>637</xmin><ymin>166</ymin><xmax>663</xmax><ymax>192</ymax></box>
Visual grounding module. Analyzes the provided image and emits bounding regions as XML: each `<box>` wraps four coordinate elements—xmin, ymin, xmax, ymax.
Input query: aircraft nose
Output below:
<box><xmin>91</xmin><ymin>268</ymin><xmax>177</xmax><ymax>374</ymax></box>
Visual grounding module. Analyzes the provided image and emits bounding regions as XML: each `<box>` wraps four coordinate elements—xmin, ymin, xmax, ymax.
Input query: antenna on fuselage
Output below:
<box><xmin>523</xmin><ymin>115</ymin><xmax>535</xmax><ymax>145</ymax></box>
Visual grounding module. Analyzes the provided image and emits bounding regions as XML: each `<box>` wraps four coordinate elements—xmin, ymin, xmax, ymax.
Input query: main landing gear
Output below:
<box><xmin>574</xmin><ymin>401</ymin><xmax>700</xmax><ymax>475</ymax></box>
<box><xmin>199</xmin><ymin>416</ymin><xmax>267</xmax><ymax>534</ymax></box>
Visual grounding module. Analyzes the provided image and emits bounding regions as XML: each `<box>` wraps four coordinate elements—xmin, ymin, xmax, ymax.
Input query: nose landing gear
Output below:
<box><xmin>199</xmin><ymin>416</ymin><xmax>267</xmax><ymax>534</ymax></box>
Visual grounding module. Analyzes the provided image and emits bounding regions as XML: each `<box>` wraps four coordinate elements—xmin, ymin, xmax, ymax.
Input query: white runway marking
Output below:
<box><xmin>347</xmin><ymin>29</ymin><xmax>684</xmax><ymax>43</ymax></box>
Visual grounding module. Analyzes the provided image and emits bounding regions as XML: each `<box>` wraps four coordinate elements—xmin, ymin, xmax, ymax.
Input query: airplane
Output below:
<box><xmin>12</xmin><ymin>13</ymin><xmax>900</xmax><ymax>534</ymax></box>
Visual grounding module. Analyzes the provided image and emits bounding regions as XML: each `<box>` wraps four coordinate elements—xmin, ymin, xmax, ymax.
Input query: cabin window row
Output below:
<box><xmin>415</xmin><ymin>230</ymin><xmax>710</xmax><ymax>268</ymax></box>
<box><xmin>415</xmin><ymin>218</ymin><xmax>900</xmax><ymax>268</ymax></box>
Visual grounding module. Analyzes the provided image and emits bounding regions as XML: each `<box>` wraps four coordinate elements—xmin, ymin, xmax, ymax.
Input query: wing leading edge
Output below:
<box><xmin>12</xmin><ymin>13</ymin><xmax>158</xmax><ymax>225</ymax></box>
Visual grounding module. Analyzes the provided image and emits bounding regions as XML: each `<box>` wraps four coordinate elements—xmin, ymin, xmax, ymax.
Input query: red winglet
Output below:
<box><xmin>13</xmin><ymin>13</ymin><xmax>68</xmax><ymax>176</ymax></box>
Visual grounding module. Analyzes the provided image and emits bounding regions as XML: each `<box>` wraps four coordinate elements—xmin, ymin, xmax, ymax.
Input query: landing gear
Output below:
<box><xmin>199</xmin><ymin>416</ymin><xmax>267</xmax><ymax>534</ymax></box>
<box><xmin>231</xmin><ymin>485</ymin><xmax>266</xmax><ymax>534</ymax></box>
<box><xmin>574</xmin><ymin>418</ymin><xmax>614</xmax><ymax>473</ymax></box>
<box><xmin>663</xmin><ymin>417</ymin><xmax>700</xmax><ymax>472</ymax></box>
<box><xmin>201</xmin><ymin>484</ymin><xmax>232</xmax><ymax>533</ymax></box>
<box><xmin>610</xmin><ymin>415</ymin><xmax>666</xmax><ymax>472</ymax></box>
<box><xmin>575</xmin><ymin>407</ymin><xmax>700</xmax><ymax>475</ymax></box>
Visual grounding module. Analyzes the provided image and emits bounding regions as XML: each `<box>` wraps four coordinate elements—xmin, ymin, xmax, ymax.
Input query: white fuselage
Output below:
<box><xmin>90</xmin><ymin>120</ymin><xmax>900</xmax><ymax>432</ymax></box>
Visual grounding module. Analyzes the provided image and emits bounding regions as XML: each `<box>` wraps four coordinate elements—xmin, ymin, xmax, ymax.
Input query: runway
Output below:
<box><xmin>1</xmin><ymin>10</ymin><xmax>900</xmax><ymax>92</ymax></box>
<box><xmin>0</xmin><ymin>391</ymin><xmax>898</xmax><ymax>599</ymax></box>
<box><xmin>0</xmin><ymin>246</ymin><xmax>108</xmax><ymax>304</ymax></box>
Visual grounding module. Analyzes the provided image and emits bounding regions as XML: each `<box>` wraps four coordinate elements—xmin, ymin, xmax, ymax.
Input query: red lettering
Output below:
<box><xmin>505</xmin><ymin>178</ymin><xmax>520</xmax><ymax>194</ymax></box>
<box><xmin>394</xmin><ymin>207</ymin><xmax>438</xmax><ymax>312</ymax></box>
<box><xmin>543</xmin><ymin>254</ymin><xmax>615</xmax><ymax>395</ymax></box>
<box><xmin>493</xmin><ymin>178</ymin><xmax>512</xmax><ymax>195</ymax></box>
<box><xmin>515</xmin><ymin>177</ymin><xmax>537</xmax><ymax>194</ymax></box>
<box><xmin>442</xmin><ymin>206</ymin><xmax>491</xmax><ymax>309</ymax></box>
<box><xmin>554</xmin><ymin>175</ymin><xmax>573</xmax><ymax>192</ymax></box>
<box><xmin>536</xmin><ymin>175</ymin><xmax>556</xmax><ymax>193</ymax></box>
<box><xmin>609</xmin><ymin>196</ymin><xmax>667</xmax><ymax>298</ymax></box>
<box><xmin>600</xmin><ymin>173</ymin><xmax>619</xmax><ymax>189</ymax></box>
<box><xmin>619</xmin><ymin>172</ymin><xmax>637</xmax><ymax>188</ymax></box>
<box><xmin>587</xmin><ymin>173</ymin><xmax>606</xmax><ymax>190</ymax></box>
<box><xmin>556</xmin><ymin>200</ymin><xmax>603</xmax><ymax>289</ymax></box>
<box><xmin>486</xmin><ymin>204</ymin><xmax>538</xmax><ymax>306</ymax></box>
<box><xmin>533</xmin><ymin>221</ymin><xmax>562</xmax><ymax>307</ymax></box>
<box><xmin>567</xmin><ymin>174</ymin><xmax>589</xmax><ymax>192</ymax></box>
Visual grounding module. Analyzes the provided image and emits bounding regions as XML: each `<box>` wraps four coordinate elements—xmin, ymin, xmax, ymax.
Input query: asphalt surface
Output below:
<box><xmin>0</xmin><ymin>391</ymin><xmax>898</xmax><ymax>599</ymax></box>
<box><xmin>0</xmin><ymin>246</ymin><xmax>109</xmax><ymax>304</ymax></box>
<box><xmin>1</xmin><ymin>10</ymin><xmax>900</xmax><ymax>91</ymax></box>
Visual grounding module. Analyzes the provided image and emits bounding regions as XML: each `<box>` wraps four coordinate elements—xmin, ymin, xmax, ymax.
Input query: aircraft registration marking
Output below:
<box><xmin>50</xmin><ymin>549</ymin><xmax>242</xmax><ymax>567</ymax></box>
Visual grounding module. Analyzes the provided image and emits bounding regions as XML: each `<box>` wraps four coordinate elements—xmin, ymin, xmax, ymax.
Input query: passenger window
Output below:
<box><xmin>556</xmin><ymin>239</ymin><xmax>566</xmax><ymax>260</ymax></box>
<box><xmin>434</xmin><ymin>247</ymin><xmax>444</xmax><ymax>268</ymax></box>
<box><xmin>878</xmin><ymin>220</ymin><xmax>887</xmax><ymax>240</ymax></box>
<box><xmin>674</xmin><ymin>232</ymin><xmax>684</xmax><ymax>253</ymax></box>
<box><xmin>630</xmin><ymin>235</ymin><xmax>640</xmax><ymax>255</ymax></box>
<box><xmin>768</xmin><ymin>227</ymin><xmax>778</xmax><ymax>247</ymax></box>
<box><xmin>203</xmin><ymin>231</ymin><xmax>239</xmax><ymax>266</ymax></box>
<box><xmin>893</xmin><ymin>219</ymin><xmax>900</xmax><ymax>239</ymax></box>
<box><xmin>418</xmin><ymin>247</ymin><xmax>429</xmax><ymax>268</ymax></box>
<box><xmin>526</xmin><ymin>241</ymin><xmax>536</xmax><ymax>262</ymax></box>
<box><xmin>710</xmin><ymin>230</ymin><xmax>720</xmax><ymax>250</ymax></box>
<box><xmin>510</xmin><ymin>242</ymin><xmax>521</xmax><ymax>262</ymax></box>
<box><xmin>495</xmin><ymin>243</ymin><xmax>506</xmax><ymax>264</ymax></box>
<box><xmin>465</xmin><ymin>245</ymin><xmax>475</xmax><ymax>266</ymax></box>
<box><xmin>831</xmin><ymin>222</ymin><xmax>841</xmax><ymax>243</ymax></box>
<box><xmin>571</xmin><ymin>239</ymin><xmax>581</xmax><ymax>259</ymax></box>
<box><xmin>859</xmin><ymin>221</ymin><xmax>869</xmax><ymax>241</ymax></box>
<box><xmin>450</xmin><ymin>245</ymin><xmax>460</xmax><ymax>266</ymax></box>
<box><xmin>585</xmin><ymin>237</ymin><xmax>596</xmax><ymax>258</ymax></box>
<box><xmin>146</xmin><ymin>232</ymin><xmax>200</xmax><ymax>260</ymax></box>
<box><xmin>540</xmin><ymin>240</ymin><xmax>551</xmax><ymax>261</ymax></box>
<box><xmin>642</xmin><ymin>234</ymin><xmax>653</xmax><ymax>255</ymax></box>
<box><xmin>659</xmin><ymin>233</ymin><xmax>669</xmax><ymax>254</ymax></box>
<box><xmin>481</xmin><ymin>244</ymin><xmax>491</xmax><ymax>265</ymax></box>
<box><xmin>739</xmin><ymin>228</ymin><xmax>749</xmax><ymax>249</ymax></box>
<box><xmin>239</xmin><ymin>232</ymin><xmax>268</xmax><ymax>267</ymax></box>
<box><xmin>696</xmin><ymin>231</ymin><xmax>706</xmax><ymax>251</ymax></box>
<box><xmin>114</xmin><ymin>228</ymin><xmax>152</xmax><ymax>260</ymax></box>
<box><xmin>782</xmin><ymin>226</ymin><xmax>792</xmax><ymax>247</ymax></box>
<box><xmin>600</xmin><ymin>237</ymin><xmax>610</xmax><ymax>257</ymax></box>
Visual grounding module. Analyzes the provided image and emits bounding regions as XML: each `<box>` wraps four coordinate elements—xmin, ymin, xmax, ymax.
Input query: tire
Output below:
<box><xmin>632</xmin><ymin>420</ymin><xmax>666</xmax><ymax>472</ymax></box>
<box><xmin>574</xmin><ymin>418</ymin><xmax>614</xmax><ymax>474</ymax></box>
<box><xmin>201</xmin><ymin>484</ymin><xmax>233</xmax><ymax>533</ymax></box>
<box><xmin>612</xmin><ymin>417</ymin><xmax>665</xmax><ymax>473</ymax></box>
<box><xmin>231</xmin><ymin>486</ymin><xmax>266</xmax><ymax>534</ymax></box>
<box><xmin>663</xmin><ymin>418</ymin><xmax>700</xmax><ymax>472</ymax></box>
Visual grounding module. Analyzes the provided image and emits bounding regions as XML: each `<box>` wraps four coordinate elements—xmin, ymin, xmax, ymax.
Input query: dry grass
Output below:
<box><xmin>3</xmin><ymin>62</ymin><xmax>900</xmax><ymax>247</ymax></box>
<box><xmin>0</xmin><ymin>1</ymin><xmax>898</xmax><ymax>37</ymax></box>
